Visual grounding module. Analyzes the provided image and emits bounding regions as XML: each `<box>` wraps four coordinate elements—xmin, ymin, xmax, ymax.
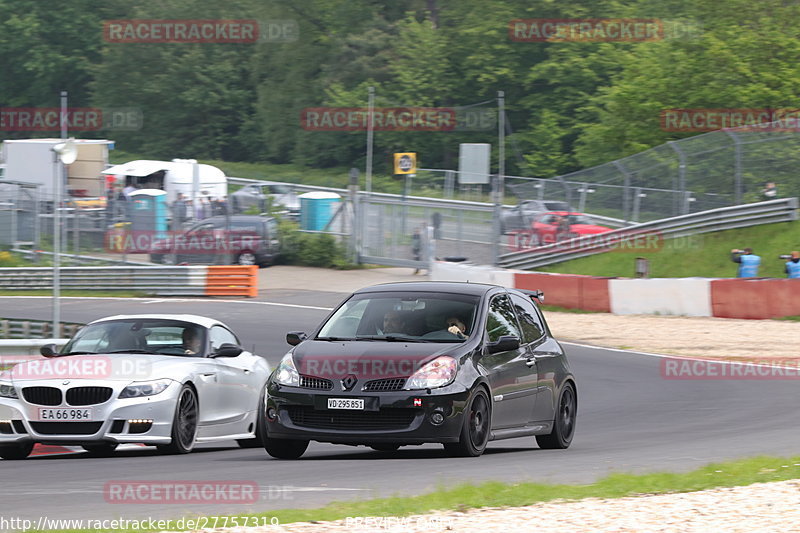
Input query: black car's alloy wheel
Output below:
<box><xmin>536</xmin><ymin>382</ymin><xmax>576</xmax><ymax>449</ymax></box>
<box><xmin>0</xmin><ymin>442</ymin><xmax>34</xmax><ymax>460</ymax></box>
<box><xmin>264</xmin><ymin>437</ymin><xmax>309</xmax><ymax>459</ymax></box>
<box><xmin>158</xmin><ymin>385</ymin><xmax>198</xmax><ymax>454</ymax></box>
<box><xmin>444</xmin><ymin>389</ymin><xmax>490</xmax><ymax>457</ymax></box>
<box><xmin>82</xmin><ymin>443</ymin><xmax>119</xmax><ymax>457</ymax></box>
<box><xmin>236</xmin><ymin>251</ymin><xmax>257</xmax><ymax>266</ymax></box>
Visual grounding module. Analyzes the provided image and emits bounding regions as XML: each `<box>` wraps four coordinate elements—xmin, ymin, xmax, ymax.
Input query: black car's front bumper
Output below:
<box><xmin>265</xmin><ymin>383</ymin><xmax>471</xmax><ymax>445</ymax></box>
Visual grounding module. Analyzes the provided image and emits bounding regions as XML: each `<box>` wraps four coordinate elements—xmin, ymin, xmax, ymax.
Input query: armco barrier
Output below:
<box><xmin>0</xmin><ymin>266</ymin><xmax>258</xmax><ymax>298</ymax></box>
<box><xmin>205</xmin><ymin>265</ymin><xmax>258</xmax><ymax>298</ymax></box>
<box><xmin>711</xmin><ymin>279</ymin><xmax>800</xmax><ymax>319</ymax></box>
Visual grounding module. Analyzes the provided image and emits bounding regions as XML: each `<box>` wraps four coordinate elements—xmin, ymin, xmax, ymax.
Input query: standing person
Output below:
<box><xmin>731</xmin><ymin>248</ymin><xmax>761</xmax><ymax>277</ymax></box>
<box><xmin>785</xmin><ymin>251</ymin><xmax>800</xmax><ymax>279</ymax></box>
<box><xmin>761</xmin><ymin>182</ymin><xmax>778</xmax><ymax>201</ymax></box>
<box><xmin>411</xmin><ymin>227</ymin><xmax>422</xmax><ymax>275</ymax></box>
<box><xmin>122</xmin><ymin>181</ymin><xmax>137</xmax><ymax>198</ymax></box>
<box><xmin>173</xmin><ymin>192</ymin><xmax>187</xmax><ymax>227</ymax></box>
<box><xmin>431</xmin><ymin>212</ymin><xmax>442</xmax><ymax>240</ymax></box>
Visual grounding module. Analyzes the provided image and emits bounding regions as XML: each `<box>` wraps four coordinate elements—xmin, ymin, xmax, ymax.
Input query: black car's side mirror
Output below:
<box><xmin>212</xmin><ymin>343</ymin><xmax>243</xmax><ymax>358</ymax></box>
<box><xmin>487</xmin><ymin>335</ymin><xmax>520</xmax><ymax>354</ymax></box>
<box><xmin>40</xmin><ymin>344</ymin><xmax>59</xmax><ymax>358</ymax></box>
<box><xmin>286</xmin><ymin>331</ymin><xmax>307</xmax><ymax>346</ymax></box>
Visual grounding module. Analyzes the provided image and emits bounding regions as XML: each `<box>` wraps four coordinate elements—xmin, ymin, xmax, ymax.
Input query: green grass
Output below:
<box><xmin>540</xmin><ymin>304</ymin><xmax>602</xmax><ymax>314</ymax></box>
<box><xmin>776</xmin><ymin>315</ymin><xmax>800</xmax><ymax>322</ymax></box>
<box><xmin>41</xmin><ymin>454</ymin><xmax>800</xmax><ymax>532</ymax></box>
<box><xmin>539</xmin><ymin>220</ymin><xmax>800</xmax><ymax>278</ymax></box>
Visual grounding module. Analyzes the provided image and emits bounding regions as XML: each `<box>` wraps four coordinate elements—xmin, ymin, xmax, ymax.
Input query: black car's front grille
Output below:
<box><xmin>299</xmin><ymin>375</ymin><xmax>333</xmax><ymax>390</ymax></box>
<box><xmin>29</xmin><ymin>422</ymin><xmax>103</xmax><ymax>435</ymax></box>
<box><xmin>287</xmin><ymin>406</ymin><xmax>417</xmax><ymax>431</ymax></box>
<box><xmin>362</xmin><ymin>378</ymin><xmax>406</xmax><ymax>392</ymax></box>
<box><xmin>66</xmin><ymin>386</ymin><xmax>113</xmax><ymax>406</ymax></box>
<box><xmin>21</xmin><ymin>387</ymin><xmax>62</xmax><ymax>406</ymax></box>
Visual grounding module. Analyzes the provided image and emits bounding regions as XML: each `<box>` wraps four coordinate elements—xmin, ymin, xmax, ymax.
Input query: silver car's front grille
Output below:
<box><xmin>29</xmin><ymin>422</ymin><xmax>103</xmax><ymax>435</ymax></box>
<box><xmin>21</xmin><ymin>387</ymin><xmax>62</xmax><ymax>406</ymax></box>
<box><xmin>66</xmin><ymin>386</ymin><xmax>113</xmax><ymax>406</ymax></box>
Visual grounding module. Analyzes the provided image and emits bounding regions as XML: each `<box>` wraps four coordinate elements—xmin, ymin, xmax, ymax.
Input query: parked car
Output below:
<box><xmin>500</xmin><ymin>199</ymin><xmax>570</xmax><ymax>234</ymax></box>
<box><xmin>150</xmin><ymin>214</ymin><xmax>281</xmax><ymax>267</ymax></box>
<box><xmin>0</xmin><ymin>314</ymin><xmax>271</xmax><ymax>460</ymax></box>
<box><xmin>262</xmin><ymin>281</ymin><xmax>576</xmax><ymax>459</ymax></box>
<box><xmin>230</xmin><ymin>181</ymin><xmax>300</xmax><ymax>220</ymax></box>
<box><xmin>530</xmin><ymin>211</ymin><xmax>611</xmax><ymax>245</ymax></box>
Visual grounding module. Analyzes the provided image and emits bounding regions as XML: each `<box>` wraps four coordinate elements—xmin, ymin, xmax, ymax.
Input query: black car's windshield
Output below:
<box><xmin>317</xmin><ymin>291</ymin><xmax>479</xmax><ymax>343</ymax></box>
<box><xmin>61</xmin><ymin>319</ymin><xmax>208</xmax><ymax>357</ymax></box>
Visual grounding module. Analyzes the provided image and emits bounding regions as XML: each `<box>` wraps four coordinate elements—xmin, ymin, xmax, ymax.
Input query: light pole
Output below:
<box><xmin>51</xmin><ymin>138</ymin><xmax>77</xmax><ymax>337</ymax></box>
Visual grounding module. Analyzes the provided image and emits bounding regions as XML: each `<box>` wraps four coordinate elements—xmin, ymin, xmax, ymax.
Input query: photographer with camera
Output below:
<box><xmin>731</xmin><ymin>247</ymin><xmax>761</xmax><ymax>278</ymax></box>
<box><xmin>783</xmin><ymin>251</ymin><xmax>800</xmax><ymax>279</ymax></box>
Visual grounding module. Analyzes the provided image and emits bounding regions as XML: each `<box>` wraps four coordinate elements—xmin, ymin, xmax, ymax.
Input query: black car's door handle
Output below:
<box><xmin>525</xmin><ymin>358</ymin><xmax>536</xmax><ymax>367</ymax></box>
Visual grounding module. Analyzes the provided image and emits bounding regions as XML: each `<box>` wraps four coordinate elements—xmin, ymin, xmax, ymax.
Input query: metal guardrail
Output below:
<box><xmin>498</xmin><ymin>197</ymin><xmax>799</xmax><ymax>270</ymax></box>
<box><xmin>0</xmin><ymin>266</ymin><xmax>209</xmax><ymax>296</ymax></box>
<box><xmin>0</xmin><ymin>319</ymin><xmax>81</xmax><ymax>339</ymax></box>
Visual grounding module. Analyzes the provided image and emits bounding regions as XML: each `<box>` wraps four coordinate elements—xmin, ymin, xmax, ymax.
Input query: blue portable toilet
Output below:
<box><xmin>299</xmin><ymin>191</ymin><xmax>341</xmax><ymax>231</ymax></box>
<box><xmin>129</xmin><ymin>189</ymin><xmax>168</xmax><ymax>242</ymax></box>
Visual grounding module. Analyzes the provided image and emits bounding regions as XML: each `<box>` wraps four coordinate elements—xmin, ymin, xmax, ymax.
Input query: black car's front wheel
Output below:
<box><xmin>536</xmin><ymin>382</ymin><xmax>576</xmax><ymax>449</ymax></box>
<box><xmin>0</xmin><ymin>442</ymin><xmax>34</xmax><ymax>460</ymax></box>
<box><xmin>158</xmin><ymin>385</ymin><xmax>198</xmax><ymax>455</ymax></box>
<box><xmin>444</xmin><ymin>389</ymin><xmax>491</xmax><ymax>457</ymax></box>
<box><xmin>264</xmin><ymin>437</ymin><xmax>308</xmax><ymax>459</ymax></box>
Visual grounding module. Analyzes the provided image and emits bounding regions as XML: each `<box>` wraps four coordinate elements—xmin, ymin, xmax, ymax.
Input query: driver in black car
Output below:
<box><xmin>381</xmin><ymin>310</ymin><xmax>407</xmax><ymax>335</ymax></box>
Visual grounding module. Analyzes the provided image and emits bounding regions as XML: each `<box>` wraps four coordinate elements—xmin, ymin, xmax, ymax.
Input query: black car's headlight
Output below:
<box><xmin>119</xmin><ymin>379</ymin><xmax>172</xmax><ymax>399</ymax></box>
<box><xmin>405</xmin><ymin>356</ymin><xmax>457</xmax><ymax>390</ymax></box>
<box><xmin>0</xmin><ymin>381</ymin><xmax>18</xmax><ymax>399</ymax></box>
<box><xmin>275</xmin><ymin>353</ymin><xmax>300</xmax><ymax>386</ymax></box>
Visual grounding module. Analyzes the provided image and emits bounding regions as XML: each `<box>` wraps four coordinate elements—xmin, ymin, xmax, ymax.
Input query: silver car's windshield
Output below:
<box><xmin>61</xmin><ymin>319</ymin><xmax>207</xmax><ymax>357</ymax></box>
<box><xmin>317</xmin><ymin>292</ymin><xmax>479</xmax><ymax>342</ymax></box>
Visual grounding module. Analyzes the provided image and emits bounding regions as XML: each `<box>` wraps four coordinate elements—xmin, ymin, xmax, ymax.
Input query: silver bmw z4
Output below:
<box><xmin>0</xmin><ymin>314</ymin><xmax>271</xmax><ymax>460</ymax></box>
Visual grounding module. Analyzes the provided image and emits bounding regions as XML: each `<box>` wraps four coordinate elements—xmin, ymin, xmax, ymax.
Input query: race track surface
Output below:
<box><xmin>2</xmin><ymin>296</ymin><xmax>799</xmax><ymax>522</ymax></box>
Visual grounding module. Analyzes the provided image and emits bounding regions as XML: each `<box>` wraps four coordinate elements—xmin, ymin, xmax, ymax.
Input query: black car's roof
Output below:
<box><xmin>354</xmin><ymin>281</ymin><xmax>501</xmax><ymax>296</ymax></box>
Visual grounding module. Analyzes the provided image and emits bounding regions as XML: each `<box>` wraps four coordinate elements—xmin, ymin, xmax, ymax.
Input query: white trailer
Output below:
<box><xmin>100</xmin><ymin>159</ymin><xmax>227</xmax><ymax>205</ymax></box>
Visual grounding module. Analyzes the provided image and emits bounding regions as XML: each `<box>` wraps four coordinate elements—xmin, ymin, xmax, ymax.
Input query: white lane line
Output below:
<box><xmin>561</xmin><ymin>341</ymin><xmax>800</xmax><ymax>370</ymax></box>
<box><xmin>0</xmin><ymin>296</ymin><xmax>334</xmax><ymax>311</ymax></box>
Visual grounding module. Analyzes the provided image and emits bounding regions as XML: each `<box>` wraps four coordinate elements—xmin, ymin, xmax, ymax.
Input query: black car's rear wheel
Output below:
<box><xmin>264</xmin><ymin>437</ymin><xmax>308</xmax><ymax>459</ymax></box>
<box><xmin>0</xmin><ymin>442</ymin><xmax>34</xmax><ymax>460</ymax></box>
<box><xmin>235</xmin><ymin>251</ymin><xmax>257</xmax><ymax>266</ymax></box>
<box><xmin>82</xmin><ymin>443</ymin><xmax>119</xmax><ymax>457</ymax></box>
<box><xmin>536</xmin><ymin>382</ymin><xmax>576</xmax><ymax>449</ymax></box>
<box><xmin>444</xmin><ymin>389</ymin><xmax>490</xmax><ymax>457</ymax></box>
<box><xmin>158</xmin><ymin>385</ymin><xmax>198</xmax><ymax>455</ymax></box>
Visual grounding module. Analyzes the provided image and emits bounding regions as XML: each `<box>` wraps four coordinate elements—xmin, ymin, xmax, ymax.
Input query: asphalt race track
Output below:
<box><xmin>2</xmin><ymin>296</ymin><xmax>800</xmax><ymax>522</ymax></box>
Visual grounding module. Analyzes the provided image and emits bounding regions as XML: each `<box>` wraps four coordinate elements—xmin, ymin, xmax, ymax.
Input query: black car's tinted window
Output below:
<box><xmin>510</xmin><ymin>293</ymin><xmax>544</xmax><ymax>344</ymax></box>
<box><xmin>485</xmin><ymin>294</ymin><xmax>522</xmax><ymax>343</ymax></box>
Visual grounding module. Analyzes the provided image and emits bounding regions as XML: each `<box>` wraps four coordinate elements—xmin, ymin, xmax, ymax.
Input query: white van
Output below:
<box><xmin>101</xmin><ymin>159</ymin><xmax>227</xmax><ymax>204</ymax></box>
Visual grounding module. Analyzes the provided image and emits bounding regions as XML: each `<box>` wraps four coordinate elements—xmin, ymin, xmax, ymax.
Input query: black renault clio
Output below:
<box><xmin>262</xmin><ymin>281</ymin><xmax>576</xmax><ymax>458</ymax></box>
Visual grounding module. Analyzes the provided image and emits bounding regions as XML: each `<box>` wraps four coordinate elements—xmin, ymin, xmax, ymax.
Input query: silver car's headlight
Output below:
<box><xmin>275</xmin><ymin>353</ymin><xmax>299</xmax><ymax>386</ymax></box>
<box><xmin>119</xmin><ymin>379</ymin><xmax>172</xmax><ymax>399</ymax></box>
<box><xmin>0</xmin><ymin>381</ymin><xmax>18</xmax><ymax>399</ymax></box>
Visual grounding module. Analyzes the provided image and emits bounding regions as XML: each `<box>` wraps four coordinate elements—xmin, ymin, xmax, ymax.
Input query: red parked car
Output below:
<box><xmin>530</xmin><ymin>211</ymin><xmax>611</xmax><ymax>245</ymax></box>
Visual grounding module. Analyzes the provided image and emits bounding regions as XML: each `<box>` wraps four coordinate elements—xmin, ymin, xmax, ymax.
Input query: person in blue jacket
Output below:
<box><xmin>785</xmin><ymin>251</ymin><xmax>800</xmax><ymax>279</ymax></box>
<box><xmin>731</xmin><ymin>248</ymin><xmax>761</xmax><ymax>277</ymax></box>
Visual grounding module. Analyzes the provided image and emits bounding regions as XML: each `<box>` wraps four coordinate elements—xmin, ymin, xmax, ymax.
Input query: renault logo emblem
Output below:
<box><xmin>341</xmin><ymin>375</ymin><xmax>357</xmax><ymax>391</ymax></box>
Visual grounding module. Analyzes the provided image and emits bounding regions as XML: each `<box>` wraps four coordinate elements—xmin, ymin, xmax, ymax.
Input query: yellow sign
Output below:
<box><xmin>393</xmin><ymin>152</ymin><xmax>417</xmax><ymax>174</ymax></box>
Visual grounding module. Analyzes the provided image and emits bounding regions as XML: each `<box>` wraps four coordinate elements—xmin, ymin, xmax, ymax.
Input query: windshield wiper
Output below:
<box><xmin>315</xmin><ymin>336</ymin><xmax>355</xmax><ymax>341</ymax></box>
<box><xmin>105</xmin><ymin>349</ymin><xmax>162</xmax><ymax>354</ymax></box>
<box><xmin>61</xmin><ymin>351</ymin><xmax>98</xmax><ymax>356</ymax></box>
<box><xmin>356</xmin><ymin>335</ymin><xmax>425</xmax><ymax>343</ymax></box>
